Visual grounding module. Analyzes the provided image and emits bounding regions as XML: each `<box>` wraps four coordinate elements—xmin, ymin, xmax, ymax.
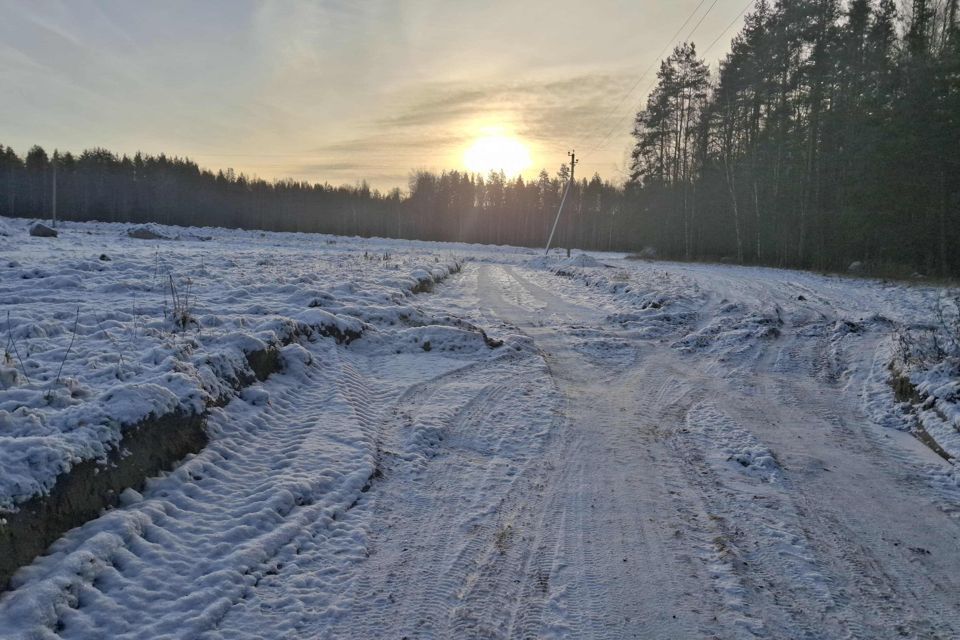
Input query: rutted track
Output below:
<box><xmin>310</xmin><ymin>344</ymin><xmax>564</xmax><ymax>639</ymax></box>
<box><xmin>470</xmin><ymin>262</ymin><xmax>960</xmax><ymax>639</ymax></box>
<box><xmin>2</xmin><ymin>339</ymin><xmax>386</xmax><ymax>638</ymax></box>
<box><xmin>3</xmin><ymin>256</ymin><xmax>960</xmax><ymax>639</ymax></box>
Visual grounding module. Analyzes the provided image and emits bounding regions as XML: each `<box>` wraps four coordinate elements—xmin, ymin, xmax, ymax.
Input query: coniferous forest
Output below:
<box><xmin>2</xmin><ymin>0</ymin><xmax>958</xmax><ymax>276</ymax></box>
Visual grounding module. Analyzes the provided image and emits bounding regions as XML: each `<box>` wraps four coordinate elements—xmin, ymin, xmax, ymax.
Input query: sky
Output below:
<box><xmin>1</xmin><ymin>0</ymin><xmax>750</xmax><ymax>190</ymax></box>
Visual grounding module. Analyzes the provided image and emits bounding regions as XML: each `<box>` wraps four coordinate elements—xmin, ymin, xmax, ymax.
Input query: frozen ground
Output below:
<box><xmin>0</xmin><ymin>218</ymin><xmax>466</xmax><ymax>510</ymax></box>
<box><xmin>1</xmin><ymin>217</ymin><xmax>959</xmax><ymax>639</ymax></box>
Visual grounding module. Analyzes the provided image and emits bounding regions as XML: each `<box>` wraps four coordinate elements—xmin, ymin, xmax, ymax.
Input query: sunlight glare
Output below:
<box><xmin>463</xmin><ymin>135</ymin><xmax>532</xmax><ymax>177</ymax></box>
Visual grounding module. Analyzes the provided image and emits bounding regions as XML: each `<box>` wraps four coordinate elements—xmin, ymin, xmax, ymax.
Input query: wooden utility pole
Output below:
<box><xmin>544</xmin><ymin>150</ymin><xmax>578</xmax><ymax>255</ymax></box>
<box><xmin>565</xmin><ymin>150</ymin><xmax>578</xmax><ymax>257</ymax></box>
<box><xmin>51</xmin><ymin>151</ymin><xmax>58</xmax><ymax>228</ymax></box>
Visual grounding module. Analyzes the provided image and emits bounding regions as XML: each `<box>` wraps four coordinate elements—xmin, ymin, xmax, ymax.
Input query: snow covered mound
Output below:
<box><xmin>525</xmin><ymin>253</ymin><xmax>600</xmax><ymax>271</ymax></box>
<box><xmin>562</xmin><ymin>253</ymin><xmax>600</xmax><ymax>268</ymax></box>
<box><xmin>0</xmin><ymin>217</ymin><xmax>468</xmax><ymax>511</ymax></box>
<box><xmin>126</xmin><ymin>223</ymin><xmax>173</xmax><ymax>240</ymax></box>
<box><xmin>0</xmin><ymin>217</ymin><xmax>16</xmax><ymax>236</ymax></box>
<box><xmin>523</xmin><ymin>257</ymin><xmax>705</xmax><ymax>340</ymax></box>
<box><xmin>672</xmin><ymin>304</ymin><xmax>782</xmax><ymax>360</ymax></box>
<box><xmin>888</xmin><ymin>296</ymin><xmax>960</xmax><ymax>459</ymax></box>
<box><xmin>685</xmin><ymin>402</ymin><xmax>783</xmax><ymax>484</ymax></box>
<box><xmin>523</xmin><ymin>255</ymin><xmax>553</xmax><ymax>269</ymax></box>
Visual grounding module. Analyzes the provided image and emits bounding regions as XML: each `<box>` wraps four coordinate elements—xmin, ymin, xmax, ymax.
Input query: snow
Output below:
<box><xmin>0</xmin><ymin>217</ymin><xmax>20</xmax><ymax>237</ymax></box>
<box><xmin>888</xmin><ymin>295</ymin><xmax>960</xmax><ymax>459</ymax></box>
<box><xmin>2</xmin><ymin>220</ymin><xmax>960</xmax><ymax>639</ymax></box>
<box><xmin>0</xmin><ymin>218</ymin><xmax>468</xmax><ymax>510</ymax></box>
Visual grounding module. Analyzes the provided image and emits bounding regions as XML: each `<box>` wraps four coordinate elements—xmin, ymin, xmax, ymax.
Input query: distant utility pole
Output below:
<box><xmin>544</xmin><ymin>150</ymin><xmax>578</xmax><ymax>256</ymax></box>
<box><xmin>51</xmin><ymin>151</ymin><xmax>58</xmax><ymax>228</ymax></box>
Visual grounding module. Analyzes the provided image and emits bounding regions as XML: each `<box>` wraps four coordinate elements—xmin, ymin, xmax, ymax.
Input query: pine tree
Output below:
<box><xmin>631</xmin><ymin>43</ymin><xmax>709</xmax><ymax>257</ymax></box>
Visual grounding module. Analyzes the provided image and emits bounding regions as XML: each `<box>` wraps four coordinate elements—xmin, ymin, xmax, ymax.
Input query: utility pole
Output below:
<box><xmin>544</xmin><ymin>150</ymin><xmax>578</xmax><ymax>256</ymax></box>
<box><xmin>565</xmin><ymin>150</ymin><xmax>578</xmax><ymax>257</ymax></box>
<box><xmin>51</xmin><ymin>150</ymin><xmax>58</xmax><ymax>228</ymax></box>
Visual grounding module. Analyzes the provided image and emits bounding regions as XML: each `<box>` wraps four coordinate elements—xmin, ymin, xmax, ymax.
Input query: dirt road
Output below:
<box><xmin>4</xmin><ymin>258</ymin><xmax>958</xmax><ymax>640</ymax></box>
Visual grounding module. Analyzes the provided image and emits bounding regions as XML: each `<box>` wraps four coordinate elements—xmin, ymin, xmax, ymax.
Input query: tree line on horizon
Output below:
<box><xmin>1</xmin><ymin>0</ymin><xmax>957</xmax><ymax>276</ymax></box>
<box><xmin>0</xmin><ymin>144</ymin><xmax>626</xmax><ymax>250</ymax></box>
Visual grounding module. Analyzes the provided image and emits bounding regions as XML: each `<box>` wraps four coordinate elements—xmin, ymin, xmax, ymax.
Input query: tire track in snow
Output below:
<box><xmin>479</xmin><ymin>265</ymin><xmax>740</xmax><ymax>639</ymax></box>
<box><xmin>684</xmin><ymin>313</ymin><xmax>960</xmax><ymax>639</ymax></box>
<box><xmin>191</xmin><ymin>340</ymin><xmax>528</xmax><ymax>638</ymax></box>
<box><xmin>494</xmin><ymin>260</ymin><xmax>960</xmax><ymax>639</ymax></box>
<box><xmin>289</xmin><ymin>341</ymin><xmax>563</xmax><ymax>639</ymax></box>
<box><xmin>673</xmin><ymin>400</ymin><xmax>841</xmax><ymax>638</ymax></box>
<box><xmin>13</xmin><ymin>255</ymin><xmax>959</xmax><ymax>640</ymax></box>
<box><xmin>1</xmin><ymin>338</ymin><xmax>388</xmax><ymax>639</ymax></box>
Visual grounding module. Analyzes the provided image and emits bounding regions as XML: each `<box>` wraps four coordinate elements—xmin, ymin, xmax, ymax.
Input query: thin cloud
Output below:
<box><xmin>1</xmin><ymin>0</ymin><xmax>746</xmax><ymax>189</ymax></box>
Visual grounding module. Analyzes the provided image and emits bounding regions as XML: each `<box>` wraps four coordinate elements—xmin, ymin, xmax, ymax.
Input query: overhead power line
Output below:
<box><xmin>544</xmin><ymin>150</ymin><xmax>578</xmax><ymax>255</ymax></box>
<box><xmin>684</xmin><ymin>0</ymin><xmax>723</xmax><ymax>42</ymax></box>
<box><xmin>580</xmin><ymin>0</ymin><xmax>756</xmax><ymax>159</ymax></box>
<box><xmin>582</xmin><ymin>0</ymin><xmax>729</xmax><ymax>156</ymax></box>
<box><xmin>574</xmin><ymin>0</ymin><xmax>710</xmax><ymax>151</ymax></box>
<box><xmin>703</xmin><ymin>0</ymin><xmax>755</xmax><ymax>55</ymax></box>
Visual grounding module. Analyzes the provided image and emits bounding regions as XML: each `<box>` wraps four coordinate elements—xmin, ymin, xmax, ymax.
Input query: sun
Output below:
<box><xmin>463</xmin><ymin>135</ymin><xmax>532</xmax><ymax>177</ymax></box>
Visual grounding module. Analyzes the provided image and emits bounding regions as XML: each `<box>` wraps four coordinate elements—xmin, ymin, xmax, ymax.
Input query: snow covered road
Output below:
<box><xmin>468</xmin><ymin>263</ymin><xmax>960</xmax><ymax>639</ymax></box>
<box><xmin>3</xmin><ymin>236</ymin><xmax>960</xmax><ymax>639</ymax></box>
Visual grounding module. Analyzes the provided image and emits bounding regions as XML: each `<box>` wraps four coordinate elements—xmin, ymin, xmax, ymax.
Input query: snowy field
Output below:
<box><xmin>0</xmin><ymin>217</ymin><xmax>483</xmax><ymax>510</ymax></box>
<box><xmin>1</xmin><ymin>216</ymin><xmax>959</xmax><ymax>639</ymax></box>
